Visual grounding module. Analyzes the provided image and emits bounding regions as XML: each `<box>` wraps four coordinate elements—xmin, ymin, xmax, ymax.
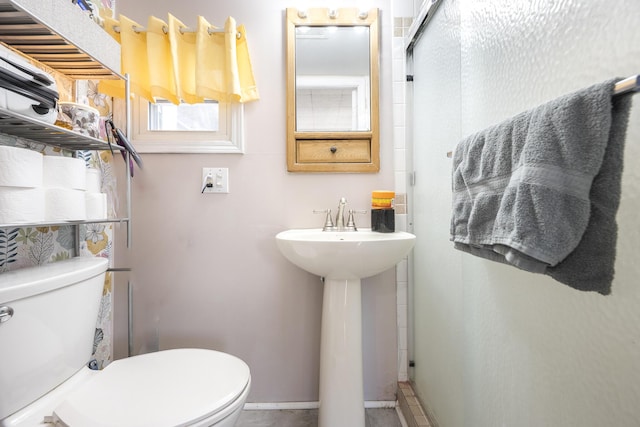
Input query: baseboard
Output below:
<box><xmin>396</xmin><ymin>405</ymin><xmax>410</xmax><ymax>427</ymax></box>
<box><xmin>243</xmin><ymin>402</ymin><xmax>318</xmax><ymax>410</ymax></box>
<box><xmin>365</xmin><ymin>400</ymin><xmax>398</xmax><ymax>409</ymax></box>
<box><xmin>243</xmin><ymin>401</ymin><xmax>397</xmax><ymax>411</ymax></box>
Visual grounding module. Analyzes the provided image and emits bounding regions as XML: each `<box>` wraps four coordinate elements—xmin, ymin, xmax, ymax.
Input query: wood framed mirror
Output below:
<box><xmin>286</xmin><ymin>7</ymin><xmax>380</xmax><ymax>173</ymax></box>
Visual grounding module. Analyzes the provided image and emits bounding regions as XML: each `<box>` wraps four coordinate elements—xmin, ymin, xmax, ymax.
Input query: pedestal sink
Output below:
<box><xmin>275</xmin><ymin>228</ymin><xmax>416</xmax><ymax>427</ymax></box>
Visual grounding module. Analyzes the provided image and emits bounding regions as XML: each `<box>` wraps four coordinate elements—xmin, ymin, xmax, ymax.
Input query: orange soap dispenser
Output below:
<box><xmin>371</xmin><ymin>190</ymin><xmax>395</xmax><ymax>233</ymax></box>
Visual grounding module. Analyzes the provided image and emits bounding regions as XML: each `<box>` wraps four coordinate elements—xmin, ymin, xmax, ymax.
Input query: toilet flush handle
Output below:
<box><xmin>0</xmin><ymin>306</ymin><xmax>14</xmax><ymax>324</ymax></box>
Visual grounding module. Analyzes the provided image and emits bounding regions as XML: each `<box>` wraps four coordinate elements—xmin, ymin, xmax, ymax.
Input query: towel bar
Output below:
<box><xmin>445</xmin><ymin>74</ymin><xmax>638</xmax><ymax>157</ymax></box>
<box><xmin>614</xmin><ymin>74</ymin><xmax>639</xmax><ymax>95</ymax></box>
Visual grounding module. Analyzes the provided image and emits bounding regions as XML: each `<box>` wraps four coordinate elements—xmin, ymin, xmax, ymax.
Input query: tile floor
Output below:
<box><xmin>236</xmin><ymin>408</ymin><xmax>404</xmax><ymax>427</ymax></box>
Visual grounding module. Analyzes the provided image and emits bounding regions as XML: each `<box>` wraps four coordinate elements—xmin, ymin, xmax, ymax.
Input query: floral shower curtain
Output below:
<box><xmin>99</xmin><ymin>13</ymin><xmax>259</xmax><ymax>104</ymax></box>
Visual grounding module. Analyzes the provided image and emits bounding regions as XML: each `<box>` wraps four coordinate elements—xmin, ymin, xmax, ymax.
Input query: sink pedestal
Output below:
<box><xmin>319</xmin><ymin>278</ymin><xmax>364</xmax><ymax>427</ymax></box>
<box><xmin>274</xmin><ymin>228</ymin><xmax>416</xmax><ymax>427</ymax></box>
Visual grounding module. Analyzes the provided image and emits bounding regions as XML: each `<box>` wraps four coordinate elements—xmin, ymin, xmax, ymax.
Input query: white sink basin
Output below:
<box><xmin>275</xmin><ymin>228</ymin><xmax>416</xmax><ymax>427</ymax></box>
<box><xmin>275</xmin><ymin>228</ymin><xmax>416</xmax><ymax>280</ymax></box>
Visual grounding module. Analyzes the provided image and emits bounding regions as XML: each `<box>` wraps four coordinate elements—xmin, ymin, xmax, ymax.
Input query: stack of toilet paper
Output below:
<box><xmin>0</xmin><ymin>146</ymin><xmax>109</xmax><ymax>224</ymax></box>
<box><xmin>85</xmin><ymin>168</ymin><xmax>108</xmax><ymax>219</ymax></box>
<box><xmin>43</xmin><ymin>155</ymin><xmax>87</xmax><ymax>221</ymax></box>
<box><xmin>0</xmin><ymin>146</ymin><xmax>45</xmax><ymax>223</ymax></box>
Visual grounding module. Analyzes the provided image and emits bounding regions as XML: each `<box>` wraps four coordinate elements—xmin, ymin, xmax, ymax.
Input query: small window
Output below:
<box><xmin>148</xmin><ymin>100</ymin><xmax>220</xmax><ymax>132</ymax></box>
<box><xmin>132</xmin><ymin>97</ymin><xmax>244</xmax><ymax>154</ymax></box>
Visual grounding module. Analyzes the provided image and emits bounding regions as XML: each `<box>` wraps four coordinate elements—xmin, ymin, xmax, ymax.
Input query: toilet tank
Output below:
<box><xmin>0</xmin><ymin>257</ymin><xmax>108</xmax><ymax>421</ymax></box>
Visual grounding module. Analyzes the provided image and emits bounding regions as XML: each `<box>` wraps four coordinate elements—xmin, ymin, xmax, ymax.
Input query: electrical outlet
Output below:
<box><xmin>202</xmin><ymin>167</ymin><xmax>229</xmax><ymax>193</ymax></box>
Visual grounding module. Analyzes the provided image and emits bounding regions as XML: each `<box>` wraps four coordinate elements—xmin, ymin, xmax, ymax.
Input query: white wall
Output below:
<box><xmin>410</xmin><ymin>1</ymin><xmax>640</xmax><ymax>426</ymax></box>
<box><xmin>114</xmin><ymin>0</ymin><xmax>398</xmax><ymax>403</ymax></box>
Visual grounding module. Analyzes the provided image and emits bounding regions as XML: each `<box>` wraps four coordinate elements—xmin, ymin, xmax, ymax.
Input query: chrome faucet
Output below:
<box><xmin>315</xmin><ymin>198</ymin><xmax>366</xmax><ymax>231</ymax></box>
<box><xmin>335</xmin><ymin>197</ymin><xmax>347</xmax><ymax>230</ymax></box>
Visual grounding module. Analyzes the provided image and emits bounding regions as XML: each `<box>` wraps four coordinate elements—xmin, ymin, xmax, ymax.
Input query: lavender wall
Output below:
<box><xmin>114</xmin><ymin>0</ymin><xmax>398</xmax><ymax>403</ymax></box>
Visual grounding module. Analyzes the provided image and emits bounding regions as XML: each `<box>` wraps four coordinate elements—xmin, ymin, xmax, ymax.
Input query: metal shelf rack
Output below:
<box><xmin>0</xmin><ymin>0</ymin><xmax>131</xmax><ymax>245</ymax></box>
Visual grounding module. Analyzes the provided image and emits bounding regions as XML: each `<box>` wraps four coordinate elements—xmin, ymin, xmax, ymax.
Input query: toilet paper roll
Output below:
<box><xmin>43</xmin><ymin>156</ymin><xmax>86</xmax><ymax>190</ymax></box>
<box><xmin>0</xmin><ymin>187</ymin><xmax>45</xmax><ymax>223</ymax></box>
<box><xmin>0</xmin><ymin>146</ymin><xmax>43</xmax><ymax>187</ymax></box>
<box><xmin>86</xmin><ymin>168</ymin><xmax>102</xmax><ymax>193</ymax></box>
<box><xmin>45</xmin><ymin>188</ymin><xmax>86</xmax><ymax>221</ymax></box>
<box><xmin>85</xmin><ymin>192</ymin><xmax>107</xmax><ymax>220</ymax></box>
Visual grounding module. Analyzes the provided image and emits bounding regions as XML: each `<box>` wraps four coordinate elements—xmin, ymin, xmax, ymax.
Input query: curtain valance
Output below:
<box><xmin>99</xmin><ymin>13</ymin><xmax>259</xmax><ymax>104</ymax></box>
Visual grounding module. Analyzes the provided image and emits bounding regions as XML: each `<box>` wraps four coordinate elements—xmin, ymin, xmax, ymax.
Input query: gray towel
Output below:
<box><xmin>450</xmin><ymin>79</ymin><xmax>632</xmax><ymax>295</ymax></box>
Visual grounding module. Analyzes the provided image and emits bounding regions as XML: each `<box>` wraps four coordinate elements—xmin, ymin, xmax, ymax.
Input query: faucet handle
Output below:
<box><xmin>313</xmin><ymin>209</ymin><xmax>335</xmax><ymax>231</ymax></box>
<box><xmin>345</xmin><ymin>209</ymin><xmax>367</xmax><ymax>231</ymax></box>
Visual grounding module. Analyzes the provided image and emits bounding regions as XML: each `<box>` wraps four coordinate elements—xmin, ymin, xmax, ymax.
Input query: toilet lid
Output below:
<box><xmin>53</xmin><ymin>348</ymin><xmax>250</xmax><ymax>427</ymax></box>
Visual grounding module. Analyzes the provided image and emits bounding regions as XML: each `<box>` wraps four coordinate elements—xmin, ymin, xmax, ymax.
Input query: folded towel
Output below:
<box><xmin>450</xmin><ymin>79</ymin><xmax>632</xmax><ymax>294</ymax></box>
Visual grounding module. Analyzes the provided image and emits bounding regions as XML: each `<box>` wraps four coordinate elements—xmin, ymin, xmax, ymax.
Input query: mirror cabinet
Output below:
<box><xmin>286</xmin><ymin>7</ymin><xmax>380</xmax><ymax>172</ymax></box>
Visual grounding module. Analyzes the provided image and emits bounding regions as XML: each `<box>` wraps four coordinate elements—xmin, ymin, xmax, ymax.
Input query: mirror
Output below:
<box><xmin>295</xmin><ymin>26</ymin><xmax>370</xmax><ymax>132</ymax></box>
<box><xmin>286</xmin><ymin>8</ymin><xmax>380</xmax><ymax>172</ymax></box>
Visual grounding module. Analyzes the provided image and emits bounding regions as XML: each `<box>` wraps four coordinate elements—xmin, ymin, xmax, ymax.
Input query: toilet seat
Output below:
<box><xmin>51</xmin><ymin>348</ymin><xmax>250</xmax><ymax>427</ymax></box>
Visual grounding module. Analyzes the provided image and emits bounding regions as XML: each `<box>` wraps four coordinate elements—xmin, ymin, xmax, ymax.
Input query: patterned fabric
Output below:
<box><xmin>0</xmin><ymin>79</ymin><xmax>117</xmax><ymax>369</ymax></box>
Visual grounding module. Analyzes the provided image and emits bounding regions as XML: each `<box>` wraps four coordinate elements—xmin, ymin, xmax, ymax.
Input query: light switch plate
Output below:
<box><xmin>202</xmin><ymin>167</ymin><xmax>229</xmax><ymax>193</ymax></box>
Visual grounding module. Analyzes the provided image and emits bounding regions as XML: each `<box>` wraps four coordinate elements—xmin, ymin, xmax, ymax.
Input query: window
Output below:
<box><xmin>132</xmin><ymin>97</ymin><xmax>244</xmax><ymax>153</ymax></box>
<box><xmin>149</xmin><ymin>100</ymin><xmax>219</xmax><ymax>131</ymax></box>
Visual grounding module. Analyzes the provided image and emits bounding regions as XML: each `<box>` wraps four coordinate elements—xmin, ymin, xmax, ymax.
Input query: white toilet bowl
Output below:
<box><xmin>0</xmin><ymin>258</ymin><xmax>251</xmax><ymax>427</ymax></box>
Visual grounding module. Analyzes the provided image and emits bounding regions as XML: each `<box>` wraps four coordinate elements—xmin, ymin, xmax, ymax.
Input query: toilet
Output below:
<box><xmin>0</xmin><ymin>257</ymin><xmax>251</xmax><ymax>427</ymax></box>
